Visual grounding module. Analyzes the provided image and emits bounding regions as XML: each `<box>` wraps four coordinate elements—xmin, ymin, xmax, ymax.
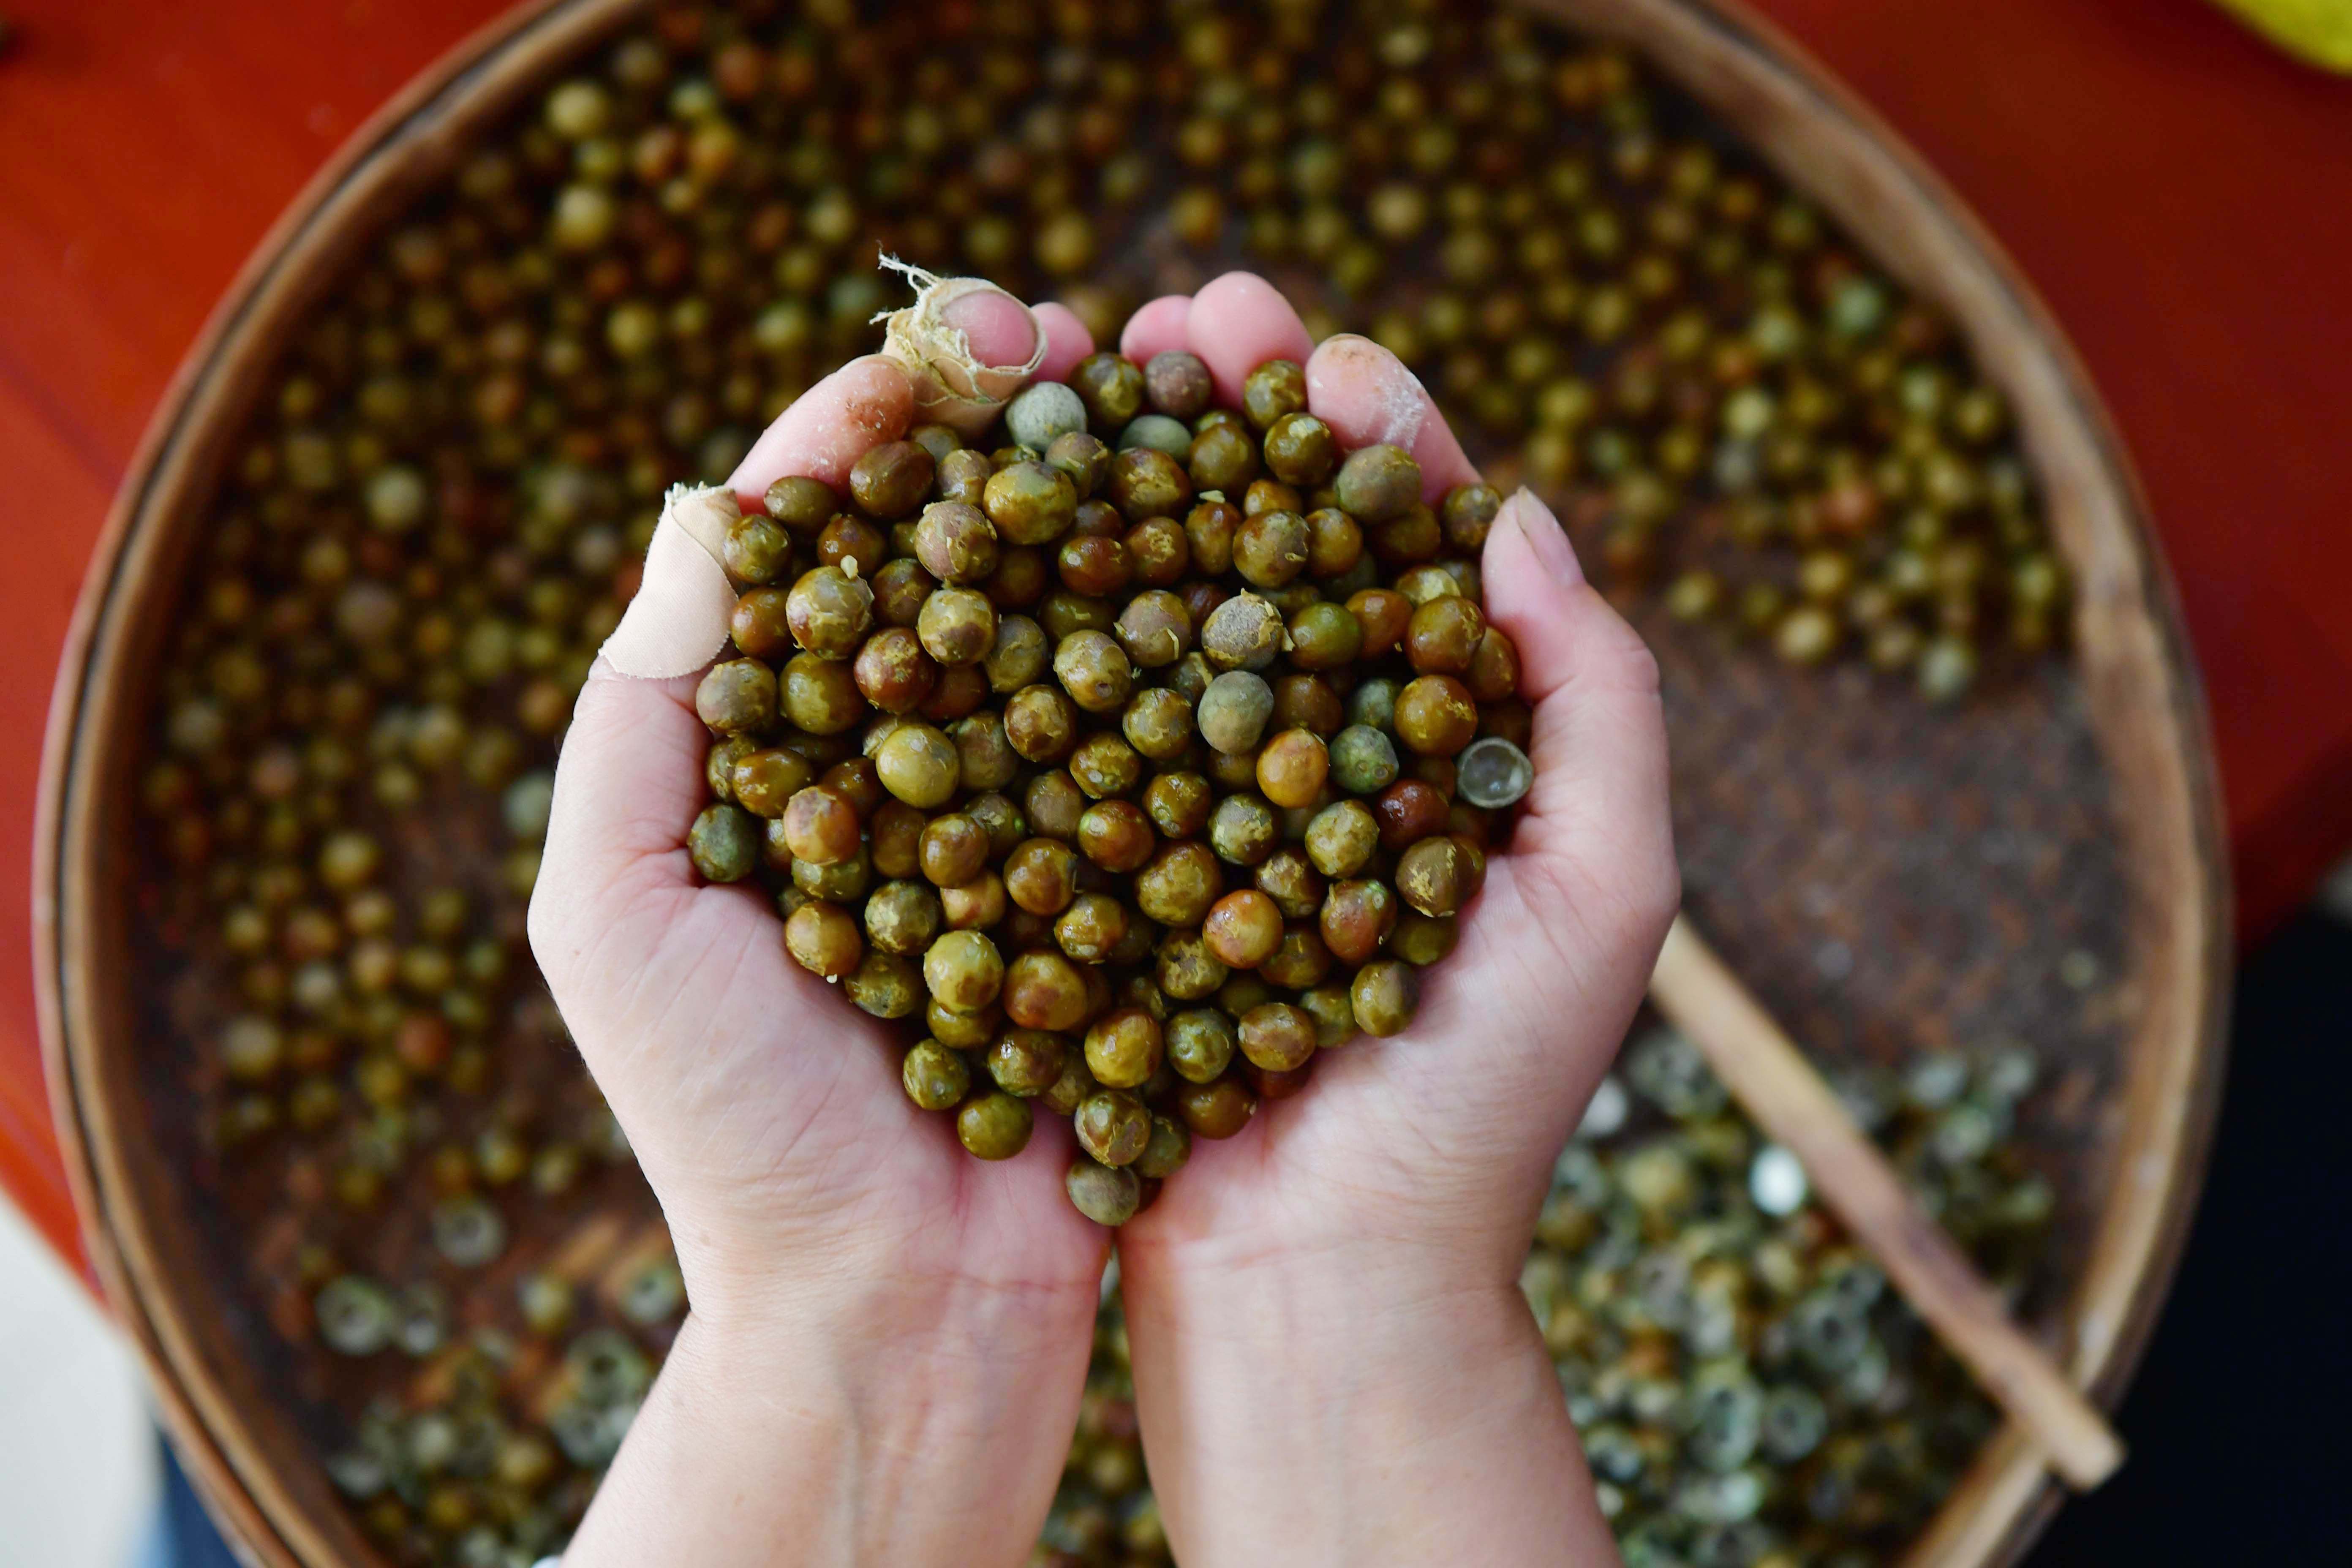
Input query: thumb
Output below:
<box><xmin>528</xmin><ymin>348</ymin><xmax>926</xmax><ymax>996</ymax></box>
<box><xmin>1406</xmin><ymin>489</ymin><xmax>1675</xmax><ymax>1123</ymax></box>
<box><xmin>1480</xmin><ymin>487</ymin><xmax>1678</xmax><ymax>928</ymax></box>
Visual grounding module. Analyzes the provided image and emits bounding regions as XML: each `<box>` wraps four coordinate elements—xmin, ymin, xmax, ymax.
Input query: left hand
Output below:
<box><xmin>529</xmin><ymin>289</ymin><xmax>1111</xmax><ymax>1568</ymax></box>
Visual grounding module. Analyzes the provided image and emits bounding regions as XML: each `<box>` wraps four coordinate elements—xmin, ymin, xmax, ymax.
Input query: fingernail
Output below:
<box><xmin>1502</xmin><ymin>487</ymin><xmax>1584</xmax><ymax>588</ymax></box>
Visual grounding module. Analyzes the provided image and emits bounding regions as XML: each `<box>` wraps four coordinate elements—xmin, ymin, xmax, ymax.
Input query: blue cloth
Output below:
<box><xmin>140</xmin><ymin>1436</ymin><xmax>241</xmax><ymax>1568</ymax></box>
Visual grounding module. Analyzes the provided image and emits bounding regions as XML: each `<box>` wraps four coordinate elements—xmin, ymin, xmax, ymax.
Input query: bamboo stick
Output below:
<box><xmin>1647</xmin><ymin>914</ymin><xmax>2124</xmax><ymax>1489</ymax></box>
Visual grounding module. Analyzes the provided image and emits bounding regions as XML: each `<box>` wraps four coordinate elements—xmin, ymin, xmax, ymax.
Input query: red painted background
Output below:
<box><xmin>3</xmin><ymin>0</ymin><xmax>2347</xmax><ymax>1269</ymax></box>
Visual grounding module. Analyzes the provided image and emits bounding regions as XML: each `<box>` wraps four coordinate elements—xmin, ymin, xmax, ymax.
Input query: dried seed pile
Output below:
<box><xmin>687</xmin><ymin>352</ymin><xmax>1527</xmax><ymax>1223</ymax></box>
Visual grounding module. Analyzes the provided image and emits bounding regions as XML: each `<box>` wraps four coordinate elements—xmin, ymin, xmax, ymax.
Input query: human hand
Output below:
<box><xmin>1110</xmin><ymin>275</ymin><xmax>1679</xmax><ymax>1566</ymax></box>
<box><xmin>528</xmin><ymin>286</ymin><xmax>1110</xmax><ymax>1568</ymax></box>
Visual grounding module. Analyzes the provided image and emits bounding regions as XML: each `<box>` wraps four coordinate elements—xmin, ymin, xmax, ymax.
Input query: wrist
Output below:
<box><xmin>566</xmin><ymin>1276</ymin><xmax>1099</xmax><ymax>1568</ymax></box>
<box><xmin>1119</xmin><ymin>1250</ymin><xmax>1611</xmax><ymax>1568</ymax></box>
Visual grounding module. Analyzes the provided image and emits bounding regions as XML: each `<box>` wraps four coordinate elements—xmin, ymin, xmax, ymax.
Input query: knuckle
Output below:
<box><xmin>1608</xmin><ymin>621</ymin><xmax>1664</xmax><ymax>699</ymax></box>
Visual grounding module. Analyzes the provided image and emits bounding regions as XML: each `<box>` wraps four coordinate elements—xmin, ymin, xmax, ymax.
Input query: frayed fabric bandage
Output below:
<box><xmin>874</xmin><ymin>257</ymin><xmax>1046</xmax><ymax>437</ymax></box>
<box><xmin>600</xmin><ymin>483</ymin><xmax>743</xmax><ymax>680</ymax></box>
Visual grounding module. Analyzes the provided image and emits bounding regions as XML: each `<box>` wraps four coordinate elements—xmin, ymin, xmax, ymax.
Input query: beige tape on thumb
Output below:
<box><xmin>600</xmin><ymin>483</ymin><xmax>743</xmax><ymax>680</ymax></box>
<box><xmin>874</xmin><ymin>257</ymin><xmax>1046</xmax><ymax>438</ymax></box>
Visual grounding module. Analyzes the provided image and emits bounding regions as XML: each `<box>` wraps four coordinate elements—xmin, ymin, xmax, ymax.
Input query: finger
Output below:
<box><xmin>939</xmin><ymin>283</ymin><xmax>1042</xmax><ymax>370</ymax></box>
<box><xmin>1183</xmin><ymin>272</ymin><xmax>1316</xmax><ymax>406</ymax></box>
<box><xmin>529</xmin><ymin>662</ymin><xmax>709</xmax><ymax>983</ymax></box>
<box><xmin>1119</xmin><ymin>294</ymin><xmax>1193</xmax><ymax>364</ymax></box>
<box><xmin>1480</xmin><ymin>488</ymin><xmax>1676</xmax><ymax>903</ymax></box>
<box><xmin>1033</xmin><ymin>302</ymin><xmax>1097</xmax><ymax>382</ymax></box>
<box><xmin>1304</xmin><ymin>334</ymin><xmax>1480</xmax><ymax>501</ymax></box>
<box><xmin>728</xmin><ymin>354</ymin><xmax>915</xmax><ymax>502</ymax></box>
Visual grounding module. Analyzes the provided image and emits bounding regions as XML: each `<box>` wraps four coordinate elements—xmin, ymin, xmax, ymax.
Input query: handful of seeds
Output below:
<box><xmin>683</xmin><ymin>347</ymin><xmax>1534</xmax><ymax>1223</ymax></box>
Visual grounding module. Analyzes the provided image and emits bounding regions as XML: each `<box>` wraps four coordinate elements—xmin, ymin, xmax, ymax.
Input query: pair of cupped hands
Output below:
<box><xmin>528</xmin><ymin>273</ymin><xmax>1676</xmax><ymax>1567</ymax></box>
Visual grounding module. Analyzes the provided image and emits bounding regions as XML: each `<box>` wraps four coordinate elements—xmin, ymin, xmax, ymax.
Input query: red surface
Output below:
<box><xmin>2</xmin><ymin>0</ymin><xmax>2347</xmax><ymax>1269</ymax></box>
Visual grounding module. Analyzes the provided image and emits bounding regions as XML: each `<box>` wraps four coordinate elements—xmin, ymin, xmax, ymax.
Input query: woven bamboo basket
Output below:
<box><xmin>36</xmin><ymin>1</ymin><xmax>2229</xmax><ymax>1563</ymax></box>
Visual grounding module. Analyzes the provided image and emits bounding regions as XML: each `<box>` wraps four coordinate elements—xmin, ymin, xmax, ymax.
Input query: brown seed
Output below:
<box><xmin>780</xmin><ymin>784</ymin><xmax>860</xmax><ymax>865</ymax></box>
<box><xmin>1394</xmin><ymin>674</ymin><xmax>1481</xmax><ymax>756</ymax></box>
<box><xmin>852</xmin><ymin>626</ymin><xmax>940</xmax><ymax>714</ymax></box>
<box><xmin>984</xmin><ymin>547</ymin><xmax>1049</xmax><ymax>609</ymax></box>
<box><xmin>916</xmin><ymin>586</ymin><xmax>998</xmax><ymax>666</ymax></box>
<box><xmin>1251</xmin><ymin>847</ymin><xmax>1323</xmax><ymax>919</ymax></box>
<box><xmin>1134</xmin><ymin>841</ymin><xmax>1223</xmax><ymax>926</ymax></box>
<box><xmin>1351</xmin><ymin>959</ymin><xmax>1421</xmax><ymax>1037</ymax></box>
<box><xmin>1238</xmin><ymin>1002</ymin><xmax>1317</xmax><ymax>1073</ymax></box>
<box><xmin>1405</xmin><ymin>596</ymin><xmax>1487</xmax><ymax>675</ymax></box>
<box><xmin>1026</xmin><ymin>770</ymin><xmax>1087</xmax><ymax>840</ymax></box>
<box><xmin>1058</xmin><ymin>534</ymin><xmax>1134</xmax><ymax>598</ymax></box>
<box><xmin>919</xmin><ymin>662</ymin><xmax>991</xmax><ymax>722</ymax></box>
<box><xmin>1113</xmin><ymin>590</ymin><xmax>1193</xmax><ymax>668</ymax></box>
<box><xmin>1232</xmin><ymin>508</ymin><xmax>1310</xmax><ymax>588</ymax></box>
<box><xmin>983</xmin><ymin>460</ymin><xmax>1079</xmax><ymax>546</ymax></box>
<box><xmin>784</xmin><ymin>902</ymin><xmax>861</xmax><ymax>980</ymax></box>
<box><xmin>1055</xmin><ymin>893</ymin><xmax>1130</xmax><ymax>964</ymax></box>
<box><xmin>729</xmin><ymin>748</ymin><xmax>816</xmax><ymax>819</ymax></box>
<box><xmin>1066</xmin><ymin>1158</ymin><xmax>1142</xmax><ymax>1224</ymax></box>
<box><xmin>1003</xmin><ymin>950</ymin><xmax>1090</xmax><ymax>1032</ymax></box>
<box><xmin>765</xmin><ymin>475</ymin><xmax>837</xmax><ymax>534</ymax></box>
<box><xmin>1270</xmin><ymin>672</ymin><xmax>1345</xmax><ymax>738</ymax></box>
<box><xmin>956</xmin><ymin>1092</ymin><xmax>1033</xmax><ymax>1161</ymax></box>
<box><xmin>1005</xmin><ymin>837</ymin><xmax>1081</xmax><ymax>916</ymax></box>
<box><xmin>1053</xmin><ymin>629</ymin><xmax>1133</xmax><ymax>712</ymax></box>
<box><xmin>848</xmin><ymin>439</ymin><xmax>935</xmax><ymax>518</ymax></box>
<box><xmin>695</xmin><ymin>658</ymin><xmax>778</xmax><ymax>736</ymax></box>
<box><xmin>935</xmin><ymin>448</ymin><xmax>993</xmax><ymax>507</ymax></box>
<box><xmin>1374</xmin><ymin>779</ymin><xmax>1451</xmax><ymax>851</ymax></box>
<box><xmin>871</xmin><ymin>557</ymin><xmax>936</xmax><ymax>627</ymax></box>
<box><xmin>729</xmin><ymin>587</ymin><xmax>795</xmax><ymax>659</ymax></box>
<box><xmin>1144</xmin><ymin>350</ymin><xmax>1214</xmax><ymax>419</ymax></box>
<box><xmin>1106</xmin><ymin>447</ymin><xmax>1192</xmax><ymax>520</ymax></box>
<box><xmin>1126</xmin><ymin>515</ymin><xmax>1191</xmax><ymax>585</ymax></box>
<box><xmin>1320</xmin><ymin>879</ymin><xmax>1399</xmax><ymax>964</ymax></box>
<box><xmin>984</xmin><ymin>1028</ymin><xmax>1065</xmax><ymax>1097</ymax></box>
<box><xmin>928</xmin><ymin>999</ymin><xmax>1001</xmax><ymax>1051</ymax></box>
<box><xmin>1304</xmin><ymin>508</ymin><xmax>1365</xmax><ymax>579</ymax></box>
<box><xmin>1202</xmin><ymin>889</ymin><xmax>1285</xmax><ymax>969</ymax></box>
<box><xmin>1244</xmin><ymin>1056</ymin><xmax>1316</xmax><ymax>1101</ymax></box>
<box><xmin>1077</xmin><ymin>799</ymin><xmax>1157</xmax><ymax>873</ymax></box>
<box><xmin>1143</xmin><ymin>772</ymin><xmax>1214</xmax><ymax>839</ymax></box>
<box><xmin>1466</xmin><ymin>627</ymin><xmax>1522</xmax><ymax>702</ymax></box>
<box><xmin>781</xmin><ymin>653</ymin><xmax>865</xmax><ymax>734</ymax></box>
<box><xmin>912</xmin><ymin>501</ymin><xmax>1000</xmax><ymax>585</ymax></box>
<box><xmin>1069</xmin><ymin>731</ymin><xmax>1144</xmax><ymax>799</ymax></box>
<box><xmin>1173</xmin><ymin>1077</ymin><xmax>1258</xmax><ymax>1139</ymax></box>
<box><xmin>1074</xmin><ymin>1088</ymin><xmax>1153</xmax><ymax>1165</ymax></box>
<box><xmin>1348</xmin><ymin>588</ymin><xmax>1413</xmax><ymax>657</ymax></box>
<box><xmin>920</xmin><ymin>813</ymin><xmax>991</xmax><ymax>887</ymax></box>
<box><xmin>1260</xmin><ymin>926</ymin><xmax>1333</xmax><ymax>989</ymax></box>
<box><xmin>817</xmin><ymin>514</ymin><xmax>889</xmax><ymax>576</ymax></box>
<box><xmin>868</xmin><ymin>800</ymin><xmax>926</xmax><ymax>878</ymax></box>
<box><xmin>1395</xmin><ymin>836</ymin><xmax>1485</xmax><ymax>917</ymax></box>
<box><xmin>786</xmin><ymin>566</ymin><xmax>875</xmax><ymax>658</ymax></box>
<box><xmin>1004</xmin><ymin>683</ymin><xmax>1081</xmax><ymax>763</ymax></box>
<box><xmin>1122</xmin><ymin>686</ymin><xmax>1196</xmax><ymax>761</ymax></box>
<box><xmin>1255</xmin><ymin>729</ymin><xmax>1331</xmax><ymax>808</ymax></box>
<box><xmin>822</xmin><ymin>757</ymin><xmax>886</xmax><ymax>817</ymax></box>
<box><xmin>939</xmin><ymin>873</ymin><xmax>1007</xmax><ymax>931</ymax></box>
<box><xmin>864</xmin><ymin>879</ymin><xmax>942</xmax><ymax>955</ymax></box>
<box><xmin>1187</xmin><ymin>423</ymin><xmax>1260</xmax><ymax>493</ymax></box>
<box><xmin>1083</xmin><ymin>1007</ymin><xmax>1164</xmax><ymax>1089</ymax></box>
